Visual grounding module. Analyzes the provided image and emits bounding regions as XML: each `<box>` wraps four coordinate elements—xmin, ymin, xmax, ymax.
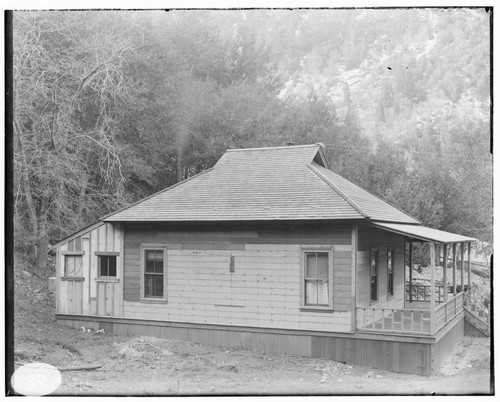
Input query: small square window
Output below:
<box><xmin>98</xmin><ymin>256</ymin><xmax>117</xmax><ymax>277</ymax></box>
<box><xmin>64</xmin><ymin>255</ymin><xmax>83</xmax><ymax>277</ymax></box>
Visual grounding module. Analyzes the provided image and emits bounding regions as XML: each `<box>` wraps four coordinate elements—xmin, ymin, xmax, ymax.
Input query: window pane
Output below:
<box><xmin>154</xmin><ymin>251</ymin><xmax>164</xmax><ymax>273</ymax></box>
<box><xmin>65</xmin><ymin>256</ymin><xmax>74</xmax><ymax>276</ymax></box>
<box><xmin>145</xmin><ymin>275</ymin><xmax>153</xmax><ymax>297</ymax></box>
<box><xmin>99</xmin><ymin>256</ymin><xmax>108</xmax><ymax>277</ymax></box>
<box><xmin>65</xmin><ymin>255</ymin><xmax>83</xmax><ymax>276</ymax></box>
<box><xmin>388</xmin><ymin>250</ymin><xmax>393</xmax><ymax>273</ymax></box>
<box><xmin>74</xmin><ymin>256</ymin><xmax>83</xmax><ymax>276</ymax></box>
<box><xmin>305</xmin><ymin>280</ymin><xmax>317</xmax><ymax>305</ymax></box>
<box><xmin>317</xmin><ymin>280</ymin><xmax>329</xmax><ymax>304</ymax></box>
<box><xmin>154</xmin><ymin>276</ymin><xmax>163</xmax><ymax>297</ymax></box>
<box><xmin>317</xmin><ymin>253</ymin><xmax>328</xmax><ymax>279</ymax></box>
<box><xmin>145</xmin><ymin>251</ymin><xmax>155</xmax><ymax>273</ymax></box>
<box><xmin>108</xmin><ymin>256</ymin><xmax>117</xmax><ymax>277</ymax></box>
<box><xmin>305</xmin><ymin>254</ymin><xmax>317</xmax><ymax>278</ymax></box>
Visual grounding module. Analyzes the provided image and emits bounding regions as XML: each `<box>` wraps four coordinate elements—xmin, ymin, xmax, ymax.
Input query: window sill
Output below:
<box><xmin>140</xmin><ymin>298</ymin><xmax>168</xmax><ymax>304</ymax></box>
<box><xmin>300</xmin><ymin>307</ymin><xmax>334</xmax><ymax>313</ymax></box>
<box><xmin>95</xmin><ymin>278</ymin><xmax>119</xmax><ymax>283</ymax></box>
<box><xmin>61</xmin><ymin>276</ymin><xmax>85</xmax><ymax>282</ymax></box>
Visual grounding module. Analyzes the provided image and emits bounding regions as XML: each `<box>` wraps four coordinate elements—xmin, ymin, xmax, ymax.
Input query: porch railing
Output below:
<box><xmin>434</xmin><ymin>292</ymin><xmax>464</xmax><ymax>333</ymax></box>
<box><xmin>356</xmin><ymin>291</ymin><xmax>465</xmax><ymax>335</ymax></box>
<box><xmin>405</xmin><ymin>283</ymin><xmax>444</xmax><ymax>303</ymax></box>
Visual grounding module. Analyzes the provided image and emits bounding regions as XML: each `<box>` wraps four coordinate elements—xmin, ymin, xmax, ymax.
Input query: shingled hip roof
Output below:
<box><xmin>102</xmin><ymin>143</ymin><xmax>420</xmax><ymax>224</ymax></box>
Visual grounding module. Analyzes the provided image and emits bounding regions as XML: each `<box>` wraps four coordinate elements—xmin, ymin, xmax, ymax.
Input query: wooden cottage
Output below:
<box><xmin>53</xmin><ymin>143</ymin><xmax>488</xmax><ymax>376</ymax></box>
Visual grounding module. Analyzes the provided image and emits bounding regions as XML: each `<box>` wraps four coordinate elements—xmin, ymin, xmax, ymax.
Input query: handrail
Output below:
<box><xmin>357</xmin><ymin>291</ymin><xmax>465</xmax><ymax>335</ymax></box>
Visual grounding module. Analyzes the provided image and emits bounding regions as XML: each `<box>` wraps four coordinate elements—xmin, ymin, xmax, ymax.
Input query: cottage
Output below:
<box><xmin>53</xmin><ymin>143</ymin><xmax>488</xmax><ymax>375</ymax></box>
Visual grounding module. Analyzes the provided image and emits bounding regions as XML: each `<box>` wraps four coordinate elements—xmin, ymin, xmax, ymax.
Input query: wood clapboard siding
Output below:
<box><xmin>123</xmin><ymin>222</ymin><xmax>353</xmax><ymax>332</ymax></box>
<box><xmin>56</xmin><ymin>222</ymin><xmax>124</xmax><ymax>317</ymax></box>
<box><xmin>356</xmin><ymin>225</ymin><xmax>405</xmax><ymax>309</ymax></box>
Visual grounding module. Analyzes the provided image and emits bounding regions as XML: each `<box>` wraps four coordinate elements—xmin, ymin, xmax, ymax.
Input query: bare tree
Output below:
<box><xmin>13</xmin><ymin>11</ymin><xmax>145</xmax><ymax>268</ymax></box>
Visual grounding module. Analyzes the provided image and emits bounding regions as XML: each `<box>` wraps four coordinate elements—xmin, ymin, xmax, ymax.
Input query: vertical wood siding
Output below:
<box><xmin>55</xmin><ymin>222</ymin><xmax>123</xmax><ymax>317</ymax></box>
<box><xmin>123</xmin><ymin>223</ymin><xmax>353</xmax><ymax>333</ymax></box>
<box><xmin>58</xmin><ymin>316</ymin><xmax>440</xmax><ymax>375</ymax></box>
<box><xmin>356</xmin><ymin>225</ymin><xmax>405</xmax><ymax>309</ymax></box>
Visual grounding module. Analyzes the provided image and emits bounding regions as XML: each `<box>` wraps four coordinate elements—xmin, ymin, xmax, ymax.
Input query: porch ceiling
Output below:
<box><xmin>370</xmin><ymin>222</ymin><xmax>477</xmax><ymax>244</ymax></box>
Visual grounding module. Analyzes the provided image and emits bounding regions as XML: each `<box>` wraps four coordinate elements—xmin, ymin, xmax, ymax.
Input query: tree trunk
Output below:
<box><xmin>14</xmin><ymin>119</ymin><xmax>39</xmax><ymax>261</ymax></box>
<box><xmin>36</xmin><ymin>195</ymin><xmax>50</xmax><ymax>270</ymax></box>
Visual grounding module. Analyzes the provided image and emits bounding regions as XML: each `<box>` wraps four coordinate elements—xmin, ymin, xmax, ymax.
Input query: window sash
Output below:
<box><xmin>302</xmin><ymin>250</ymin><xmax>332</xmax><ymax>309</ymax></box>
<box><xmin>64</xmin><ymin>255</ymin><xmax>83</xmax><ymax>277</ymax></box>
<box><xmin>141</xmin><ymin>248</ymin><xmax>166</xmax><ymax>300</ymax></box>
<box><xmin>98</xmin><ymin>256</ymin><xmax>117</xmax><ymax>277</ymax></box>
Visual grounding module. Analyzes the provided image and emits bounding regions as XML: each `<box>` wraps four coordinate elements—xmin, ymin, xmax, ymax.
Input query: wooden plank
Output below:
<box><xmin>90</xmin><ymin>228</ymin><xmax>98</xmax><ymax>299</ymax></box>
<box><xmin>105</xmin><ymin>282</ymin><xmax>114</xmax><ymax>316</ymax></box>
<box><xmin>68</xmin><ymin>239</ymin><xmax>74</xmax><ymax>252</ymax></box>
<box><xmin>116</xmin><ymin>223</ymin><xmax>124</xmax><ymax>317</ymax></box>
<box><xmin>75</xmin><ymin>281</ymin><xmax>83</xmax><ymax>314</ymax></box>
<box><xmin>75</xmin><ymin>236</ymin><xmax>82</xmax><ymax>251</ymax></box>
<box><xmin>106</xmin><ymin>223</ymin><xmax>115</xmax><ymax>252</ymax></box>
<box><xmin>97</xmin><ymin>224</ymin><xmax>106</xmax><ymax>252</ymax></box>
<box><xmin>81</xmin><ymin>236</ymin><xmax>90</xmax><ymax>315</ymax></box>
<box><xmin>67</xmin><ymin>280</ymin><xmax>75</xmax><ymax>314</ymax></box>
<box><xmin>97</xmin><ymin>282</ymin><xmax>106</xmax><ymax>316</ymax></box>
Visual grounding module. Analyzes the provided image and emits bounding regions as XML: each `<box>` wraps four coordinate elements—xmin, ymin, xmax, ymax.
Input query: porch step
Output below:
<box><xmin>464</xmin><ymin>308</ymin><xmax>490</xmax><ymax>337</ymax></box>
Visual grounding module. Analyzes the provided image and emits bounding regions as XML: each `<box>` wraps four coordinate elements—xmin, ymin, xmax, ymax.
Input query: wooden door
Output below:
<box><xmin>96</xmin><ymin>280</ymin><xmax>120</xmax><ymax>316</ymax></box>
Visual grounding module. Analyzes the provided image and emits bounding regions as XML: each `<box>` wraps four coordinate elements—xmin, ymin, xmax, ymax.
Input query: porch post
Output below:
<box><xmin>351</xmin><ymin>223</ymin><xmax>358</xmax><ymax>332</ymax></box>
<box><xmin>460</xmin><ymin>243</ymin><xmax>465</xmax><ymax>292</ymax></box>
<box><xmin>452</xmin><ymin>243</ymin><xmax>457</xmax><ymax>296</ymax></box>
<box><xmin>443</xmin><ymin>244</ymin><xmax>448</xmax><ymax>303</ymax></box>
<box><xmin>409</xmin><ymin>241</ymin><xmax>413</xmax><ymax>303</ymax></box>
<box><xmin>429</xmin><ymin>242</ymin><xmax>436</xmax><ymax>334</ymax></box>
<box><xmin>467</xmin><ymin>242</ymin><xmax>472</xmax><ymax>291</ymax></box>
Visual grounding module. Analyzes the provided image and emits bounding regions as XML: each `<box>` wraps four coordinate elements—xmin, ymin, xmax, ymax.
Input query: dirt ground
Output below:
<box><xmin>11</xmin><ymin>255</ymin><xmax>494</xmax><ymax>396</ymax></box>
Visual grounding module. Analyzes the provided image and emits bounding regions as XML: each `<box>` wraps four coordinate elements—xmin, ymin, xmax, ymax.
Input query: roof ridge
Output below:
<box><xmin>307</xmin><ymin>163</ymin><xmax>368</xmax><ymax>219</ymax></box>
<box><xmin>314</xmin><ymin>164</ymin><xmax>422</xmax><ymax>224</ymax></box>
<box><xmin>225</xmin><ymin>143</ymin><xmax>322</xmax><ymax>152</ymax></box>
<box><xmin>100</xmin><ymin>167</ymin><xmax>215</xmax><ymax>222</ymax></box>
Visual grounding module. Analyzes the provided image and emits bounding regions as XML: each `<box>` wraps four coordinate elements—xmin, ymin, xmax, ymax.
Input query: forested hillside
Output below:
<box><xmin>12</xmin><ymin>8</ymin><xmax>492</xmax><ymax>269</ymax></box>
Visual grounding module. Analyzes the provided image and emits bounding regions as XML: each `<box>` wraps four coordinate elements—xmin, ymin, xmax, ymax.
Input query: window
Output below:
<box><xmin>145</xmin><ymin>250</ymin><xmax>164</xmax><ymax>298</ymax></box>
<box><xmin>370</xmin><ymin>248</ymin><xmax>378</xmax><ymax>301</ymax></box>
<box><xmin>98</xmin><ymin>256</ymin><xmax>117</xmax><ymax>277</ymax></box>
<box><xmin>387</xmin><ymin>248</ymin><xmax>394</xmax><ymax>297</ymax></box>
<box><xmin>64</xmin><ymin>255</ymin><xmax>83</xmax><ymax>277</ymax></box>
<box><xmin>301</xmin><ymin>248</ymin><xmax>333</xmax><ymax>310</ymax></box>
<box><xmin>140</xmin><ymin>245</ymin><xmax>168</xmax><ymax>302</ymax></box>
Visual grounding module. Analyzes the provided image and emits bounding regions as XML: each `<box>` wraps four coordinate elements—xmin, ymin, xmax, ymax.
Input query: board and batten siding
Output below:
<box><xmin>56</xmin><ymin>222</ymin><xmax>124</xmax><ymax>317</ymax></box>
<box><xmin>356</xmin><ymin>225</ymin><xmax>405</xmax><ymax>309</ymax></box>
<box><xmin>123</xmin><ymin>223</ymin><xmax>353</xmax><ymax>333</ymax></box>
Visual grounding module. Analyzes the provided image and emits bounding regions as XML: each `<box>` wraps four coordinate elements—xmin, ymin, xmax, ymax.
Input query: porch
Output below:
<box><xmin>356</xmin><ymin>222</ymin><xmax>480</xmax><ymax>337</ymax></box>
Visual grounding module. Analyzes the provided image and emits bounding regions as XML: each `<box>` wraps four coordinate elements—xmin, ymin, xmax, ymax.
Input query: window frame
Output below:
<box><xmin>300</xmin><ymin>246</ymin><xmax>334</xmax><ymax>311</ymax></box>
<box><xmin>95</xmin><ymin>252</ymin><xmax>119</xmax><ymax>279</ymax></box>
<box><xmin>61</xmin><ymin>250</ymin><xmax>85</xmax><ymax>280</ymax></box>
<box><xmin>140</xmin><ymin>244</ymin><xmax>168</xmax><ymax>303</ymax></box>
<box><xmin>387</xmin><ymin>247</ymin><xmax>395</xmax><ymax>298</ymax></box>
<box><xmin>370</xmin><ymin>247</ymin><xmax>379</xmax><ymax>303</ymax></box>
